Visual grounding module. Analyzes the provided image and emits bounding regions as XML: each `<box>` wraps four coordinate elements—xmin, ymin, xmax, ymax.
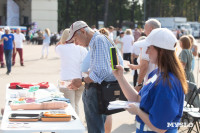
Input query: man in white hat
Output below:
<box><xmin>67</xmin><ymin>21</ymin><xmax>123</xmax><ymax>133</ymax></box>
<box><xmin>0</xmin><ymin>26</ymin><xmax>16</xmax><ymax>75</ymax></box>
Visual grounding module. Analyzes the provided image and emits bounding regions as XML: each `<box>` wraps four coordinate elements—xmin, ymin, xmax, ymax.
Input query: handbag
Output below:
<box><xmin>96</xmin><ymin>35</ymin><xmax>127</xmax><ymax>115</ymax></box>
<box><xmin>97</xmin><ymin>81</ymin><xmax>127</xmax><ymax>115</ymax></box>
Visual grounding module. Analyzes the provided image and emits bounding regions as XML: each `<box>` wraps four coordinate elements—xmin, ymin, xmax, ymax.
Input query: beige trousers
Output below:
<box><xmin>59</xmin><ymin>85</ymin><xmax>84</xmax><ymax>115</ymax></box>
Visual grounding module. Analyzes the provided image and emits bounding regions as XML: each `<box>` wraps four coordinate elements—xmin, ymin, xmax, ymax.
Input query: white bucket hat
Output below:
<box><xmin>66</xmin><ymin>21</ymin><xmax>88</xmax><ymax>42</ymax></box>
<box><xmin>135</xmin><ymin>28</ymin><xmax>177</xmax><ymax>51</ymax></box>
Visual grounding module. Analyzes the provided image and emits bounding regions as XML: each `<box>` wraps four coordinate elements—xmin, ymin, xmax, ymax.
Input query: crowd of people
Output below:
<box><xmin>0</xmin><ymin>26</ymin><xmax>57</xmax><ymax>75</ymax></box>
<box><xmin>1</xmin><ymin>18</ymin><xmax>200</xmax><ymax>133</ymax></box>
<box><xmin>26</xmin><ymin>29</ymin><xmax>61</xmax><ymax>45</ymax></box>
<box><xmin>55</xmin><ymin>20</ymin><xmax>200</xmax><ymax>133</ymax></box>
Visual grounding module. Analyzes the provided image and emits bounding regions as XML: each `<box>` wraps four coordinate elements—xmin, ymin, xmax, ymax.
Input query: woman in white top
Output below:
<box><xmin>55</xmin><ymin>29</ymin><xmax>87</xmax><ymax>115</ymax></box>
<box><xmin>121</xmin><ymin>29</ymin><xmax>135</xmax><ymax>71</ymax></box>
<box><xmin>114</xmin><ymin>31</ymin><xmax>124</xmax><ymax>55</ymax></box>
<box><xmin>188</xmin><ymin>35</ymin><xmax>198</xmax><ymax>71</ymax></box>
<box><xmin>41</xmin><ymin>28</ymin><xmax>51</xmax><ymax>59</ymax></box>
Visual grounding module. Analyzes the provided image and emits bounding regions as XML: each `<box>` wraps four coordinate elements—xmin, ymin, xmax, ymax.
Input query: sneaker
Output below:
<box><xmin>21</xmin><ymin>64</ymin><xmax>24</xmax><ymax>66</ymax></box>
<box><xmin>1</xmin><ymin>65</ymin><xmax>5</xmax><ymax>68</ymax></box>
<box><xmin>12</xmin><ymin>63</ymin><xmax>15</xmax><ymax>66</ymax></box>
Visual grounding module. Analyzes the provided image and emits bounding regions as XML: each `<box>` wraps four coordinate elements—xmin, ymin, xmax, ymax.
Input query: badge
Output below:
<box><xmin>145</xmin><ymin>74</ymin><xmax>158</xmax><ymax>85</ymax></box>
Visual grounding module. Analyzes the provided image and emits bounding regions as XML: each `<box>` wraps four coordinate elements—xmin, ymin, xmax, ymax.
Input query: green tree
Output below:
<box><xmin>58</xmin><ymin>0</ymin><xmax>144</xmax><ymax>31</ymax></box>
<box><xmin>144</xmin><ymin>0</ymin><xmax>200</xmax><ymax>22</ymax></box>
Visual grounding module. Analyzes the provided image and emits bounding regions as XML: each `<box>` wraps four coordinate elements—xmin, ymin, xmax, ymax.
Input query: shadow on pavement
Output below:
<box><xmin>24</xmin><ymin>57</ymin><xmax>59</xmax><ymax>62</ymax></box>
<box><xmin>24</xmin><ymin>59</ymin><xmax>41</xmax><ymax>62</ymax></box>
<box><xmin>112</xmin><ymin>123</ymin><xmax>136</xmax><ymax>133</ymax></box>
<box><xmin>47</xmin><ymin>57</ymin><xmax>59</xmax><ymax>60</ymax></box>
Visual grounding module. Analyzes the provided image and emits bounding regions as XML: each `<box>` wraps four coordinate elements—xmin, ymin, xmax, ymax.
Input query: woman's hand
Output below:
<box><xmin>67</xmin><ymin>78</ymin><xmax>82</xmax><ymax>90</ymax></box>
<box><xmin>127</xmin><ymin>103</ymin><xmax>140</xmax><ymax>115</ymax></box>
<box><xmin>112</xmin><ymin>65</ymin><xmax>124</xmax><ymax>80</ymax></box>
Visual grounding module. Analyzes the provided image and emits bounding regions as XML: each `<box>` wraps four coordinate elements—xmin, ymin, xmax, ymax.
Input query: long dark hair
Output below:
<box><xmin>154</xmin><ymin>45</ymin><xmax>188</xmax><ymax>94</ymax></box>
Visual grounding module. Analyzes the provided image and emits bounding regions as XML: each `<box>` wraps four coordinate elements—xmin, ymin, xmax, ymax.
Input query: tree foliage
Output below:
<box><xmin>58</xmin><ymin>0</ymin><xmax>200</xmax><ymax>31</ymax></box>
<box><xmin>58</xmin><ymin>0</ymin><xmax>143</xmax><ymax>31</ymax></box>
<box><xmin>145</xmin><ymin>0</ymin><xmax>200</xmax><ymax>22</ymax></box>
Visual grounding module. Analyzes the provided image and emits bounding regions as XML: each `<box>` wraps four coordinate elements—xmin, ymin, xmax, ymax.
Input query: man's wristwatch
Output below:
<box><xmin>136</xmin><ymin>82</ymin><xmax>143</xmax><ymax>87</ymax></box>
<box><xmin>82</xmin><ymin>77</ymin><xmax>85</xmax><ymax>84</ymax></box>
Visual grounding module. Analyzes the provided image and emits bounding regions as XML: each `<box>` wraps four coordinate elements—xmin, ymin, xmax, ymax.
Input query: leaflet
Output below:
<box><xmin>107</xmin><ymin>100</ymin><xmax>140</xmax><ymax>110</ymax></box>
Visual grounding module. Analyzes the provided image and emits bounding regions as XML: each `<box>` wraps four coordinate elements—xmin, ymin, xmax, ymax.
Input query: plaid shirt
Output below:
<box><xmin>89</xmin><ymin>31</ymin><xmax>123</xmax><ymax>84</ymax></box>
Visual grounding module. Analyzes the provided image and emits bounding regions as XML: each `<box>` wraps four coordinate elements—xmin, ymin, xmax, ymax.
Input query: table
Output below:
<box><xmin>1</xmin><ymin>83</ymin><xmax>85</xmax><ymax>133</ymax></box>
<box><xmin>5</xmin><ymin>83</ymin><xmax>59</xmax><ymax>100</ymax></box>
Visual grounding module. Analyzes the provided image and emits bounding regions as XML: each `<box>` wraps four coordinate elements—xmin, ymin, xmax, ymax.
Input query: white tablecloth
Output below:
<box><xmin>1</xmin><ymin>83</ymin><xmax>85</xmax><ymax>133</ymax></box>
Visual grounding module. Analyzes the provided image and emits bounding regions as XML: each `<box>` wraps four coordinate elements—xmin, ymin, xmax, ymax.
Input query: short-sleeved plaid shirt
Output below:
<box><xmin>89</xmin><ymin>31</ymin><xmax>123</xmax><ymax>84</ymax></box>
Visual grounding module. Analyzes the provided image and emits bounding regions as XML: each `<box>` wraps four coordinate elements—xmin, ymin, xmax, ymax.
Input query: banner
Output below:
<box><xmin>7</xmin><ymin>0</ymin><xmax>19</xmax><ymax>26</ymax></box>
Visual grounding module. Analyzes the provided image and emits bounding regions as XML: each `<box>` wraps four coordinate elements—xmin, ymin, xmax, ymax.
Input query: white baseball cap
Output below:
<box><xmin>135</xmin><ymin>28</ymin><xmax>177</xmax><ymax>51</ymax></box>
<box><xmin>66</xmin><ymin>21</ymin><xmax>88</xmax><ymax>42</ymax></box>
<box><xmin>4</xmin><ymin>26</ymin><xmax>10</xmax><ymax>31</ymax></box>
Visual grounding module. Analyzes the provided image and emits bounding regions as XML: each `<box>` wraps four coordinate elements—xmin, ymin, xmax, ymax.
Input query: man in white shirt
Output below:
<box><xmin>134</xmin><ymin>19</ymin><xmax>160</xmax><ymax>92</ymax></box>
<box><xmin>0</xmin><ymin>27</ymin><xmax>5</xmax><ymax>68</ymax></box>
<box><xmin>12</xmin><ymin>28</ymin><xmax>25</xmax><ymax>66</ymax></box>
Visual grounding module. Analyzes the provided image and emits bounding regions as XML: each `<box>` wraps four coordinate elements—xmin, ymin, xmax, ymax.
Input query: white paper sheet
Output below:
<box><xmin>107</xmin><ymin>100</ymin><xmax>140</xmax><ymax>110</ymax></box>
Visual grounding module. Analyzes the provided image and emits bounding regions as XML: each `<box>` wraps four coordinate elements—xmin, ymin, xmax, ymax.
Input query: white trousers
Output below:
<box><xmin>42</xmin><ymin>43</ymin><xmax>49</xmax><ymax>57</ymax></box>
<box><xmin>59</xmin><ymin>85</ymin><xmax>84</xmax><ymax>115</ymax></box>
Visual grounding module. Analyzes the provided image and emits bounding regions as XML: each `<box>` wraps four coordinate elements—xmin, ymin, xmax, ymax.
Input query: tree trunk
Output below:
<box><xmin>104</xmin><ymin>0</ymin><xmax>109</xmax><ymax>27</ymax></box>
<box><xmin>144</xmin><ymin>0</ymin><xmax>147</xmax><ymax>20</ymax></box>
<box><xmin>119</xmin><ymin>0</ymin><xmax>122</xmax><ymax>28</ymax></box>
<box><xmin>65</xmin><ymin>0</ymin><xmax>69</xmax><ymax>27</ymax></box>
<box><xmin>95</xmin><ymin>0</ymin><xmax>98</xmax><ymax>28</ymax></box>
<box><xmin>131</xmin><ymin>0</ymin><xmax>135</xmax><ymax>28</ymax></box>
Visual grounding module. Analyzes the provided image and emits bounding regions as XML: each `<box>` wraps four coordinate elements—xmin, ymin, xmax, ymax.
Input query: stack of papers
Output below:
<box><xmin>107</xmin><ymin>100</ymin><xmax>140</xmax><ymax>110</ymax></box>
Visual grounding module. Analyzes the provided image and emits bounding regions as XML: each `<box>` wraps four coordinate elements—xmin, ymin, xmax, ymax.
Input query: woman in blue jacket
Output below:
<box><xmin>112</xmin><ymin>28</ymin><xmax>188</xmax><ymax>133</ymax></box>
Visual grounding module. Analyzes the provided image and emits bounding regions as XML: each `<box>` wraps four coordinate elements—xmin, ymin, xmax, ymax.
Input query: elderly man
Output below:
<box><xmin>129</xmin><ymin>19</ymin><xmax>161</xmax><ymax>92</ymax></box>
<box><xmin>0</xmin><ymin>27</ymin><xmax>16</xmax><ymax>75</ymax></box>
<box><xmin>12</xmin><ymin>28</ymin><xmax>25</xmax><ymax>66</ymax></box>
<box><xmin>66</xmin><ymin>21</ymin><xmax>123</xmax><ymax>133</ymax></box>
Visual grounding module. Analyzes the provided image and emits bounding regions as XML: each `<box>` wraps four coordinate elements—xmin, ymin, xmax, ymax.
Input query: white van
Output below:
<box><xmin>188</xmin><ymin>22</ymin><xmax>200</xmax><ymax>38</ymax></box>
<box><xmin>149</xmin><ymin>17</ymin><xmax>192</xmax><ymax>34</ymax></box>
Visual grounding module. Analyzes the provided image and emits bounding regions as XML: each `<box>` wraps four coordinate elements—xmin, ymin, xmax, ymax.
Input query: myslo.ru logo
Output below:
<box><xmin>167</xmin><ymin>122</ymin><xmax>193</xmax><ymax>127</ymax></box>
